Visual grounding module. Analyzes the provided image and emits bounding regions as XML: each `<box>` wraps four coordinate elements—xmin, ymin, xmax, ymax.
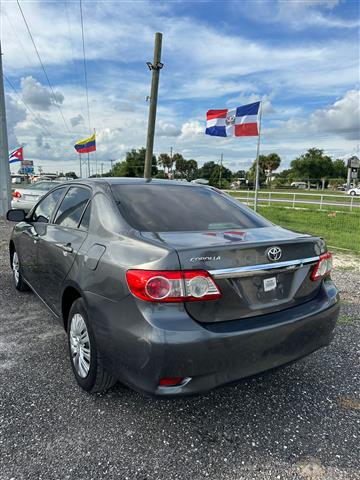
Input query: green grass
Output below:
<box><xmin>256</xmin><ymin>206</ymin><xmax>360</xmax><ymax>253</ymax></box>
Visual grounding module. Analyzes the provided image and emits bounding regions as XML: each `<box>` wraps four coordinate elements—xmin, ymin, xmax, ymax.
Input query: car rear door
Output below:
<box><xmin>35</xmin><ymin>186</ymin><xmax>91</xmax><ymax>314</ymax></box>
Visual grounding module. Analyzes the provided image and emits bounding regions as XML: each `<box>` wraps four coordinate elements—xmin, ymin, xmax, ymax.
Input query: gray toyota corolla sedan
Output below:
<box><xmin>7</xmin><ymin>178</ymin><xmax>340</xmax><ymax>396</ymax></box>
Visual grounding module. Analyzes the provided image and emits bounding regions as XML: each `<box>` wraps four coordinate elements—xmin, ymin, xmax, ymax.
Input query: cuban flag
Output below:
<box><xmin>9</xmin><ymin>146</ymin><xmax>24</xmax><ymax>163</ymax></box>
<box><xmin>206</xmin><ymin>101</ymin><xmax>260</xmax><ymax>137</ymax></box>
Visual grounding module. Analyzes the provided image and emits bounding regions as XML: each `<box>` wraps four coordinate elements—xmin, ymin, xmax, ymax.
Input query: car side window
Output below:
<box><xmin>54</xmin><ymin>187</ymin><xmax>91</xmax><ymax>229</ymax></box>
<box><xmin>32</xmin><ymin>187</ymin><xmax>66</xmax><ymax>223</ymax></box>
<box><xmin>78</xmin><ymin>202</ymin><xmax>91</xmax><ymax>231</ymax></box>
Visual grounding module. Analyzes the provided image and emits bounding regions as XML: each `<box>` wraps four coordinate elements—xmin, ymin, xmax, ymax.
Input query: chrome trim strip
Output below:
<box><xmin>209</xmin><ymin>256</ymin><xmax>319</xmax><ymax>279</ymax></box>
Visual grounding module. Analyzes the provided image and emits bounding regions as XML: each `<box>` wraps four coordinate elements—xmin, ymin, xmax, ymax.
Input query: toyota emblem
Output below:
<box><xmin>266</xmin><ymin>246</ymin><xmax>282</xmax><ymax>262</ymax></box>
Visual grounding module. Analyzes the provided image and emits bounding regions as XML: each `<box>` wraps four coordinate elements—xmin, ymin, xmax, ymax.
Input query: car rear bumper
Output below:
<box><xmin>11</xmin><ymin>199</ymin><xmax>35</xmax><ymax>211</ymax></box>
<box><xmin>85</xmin><ymin>279</ymin><xmax>339</xmax><ymax>397</ymax></box>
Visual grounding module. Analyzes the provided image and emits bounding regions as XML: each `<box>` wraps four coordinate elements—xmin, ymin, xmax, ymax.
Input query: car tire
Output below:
<box><xmin>11</xmin><ymin>250</ymin><xmax>30</xmax><ymax>292</ymax></box>
<box><xmin>67</xmin><ymin>298</ymin><xmax>117</xmax><ymax>393</ymax></box>
<box><xmin>349</xmin><ymin>190</ymin><xmax>356</xmax><ymax>196</ymax></box>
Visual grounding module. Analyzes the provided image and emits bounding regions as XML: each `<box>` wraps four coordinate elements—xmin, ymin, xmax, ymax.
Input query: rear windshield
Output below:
<box><xmin>111</xmin><ymin>184</ymin><xmax>269</xmax><ymax>232</ymax></box>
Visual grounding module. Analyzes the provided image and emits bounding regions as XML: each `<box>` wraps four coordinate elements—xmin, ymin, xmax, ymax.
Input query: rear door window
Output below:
<box><xmin>54</xmin><ymin>187</ymin><xmax>91</xmax><ymax>229</ymax></box>
<box><xmin>78</xmin><ymin>202</ymin><xmax>91</xmax><ymax>231</ymax></box>
<box><xmin>111</xmin><ymin>184</ymin><xmax>269</xmax><ymax>232</ymax></box>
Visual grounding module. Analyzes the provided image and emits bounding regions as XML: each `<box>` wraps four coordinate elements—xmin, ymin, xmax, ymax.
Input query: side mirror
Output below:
<box><xmin>6</xmin><ymin>209</ymin><xmax>27</xmax><ymax>222</ymax></box>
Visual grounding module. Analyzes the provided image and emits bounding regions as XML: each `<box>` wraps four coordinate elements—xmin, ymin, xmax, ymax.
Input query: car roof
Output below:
<box><xmin>67</xmin><ymin>177</ymin><xmax>202</xmax><ymax>188</ymax></box>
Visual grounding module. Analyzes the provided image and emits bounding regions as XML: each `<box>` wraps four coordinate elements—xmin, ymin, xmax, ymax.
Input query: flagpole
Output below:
<box><xmin>87</xmin><ymin>152</ymin><xmax>90</xmax><ymax>177</ymax></box>
<box><xmin>93</xmin><ymin>128</ymin><xmax>97</xmax><ymax>177</ymax></box>
<box><xmin>253</xmin><ymin>101</ymin><xmax>263</xmax><ymax>212</ymax></box>
<box><xmin>79</xmin><ymin>153</ymin><xmax>82</xmax><ymax>178</ymax></box>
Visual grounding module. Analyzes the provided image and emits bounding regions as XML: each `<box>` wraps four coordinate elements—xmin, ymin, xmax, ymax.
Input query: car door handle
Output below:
<box><xmin>56</xmin><ymin>243</ymin><xmax>73</xmax><ymax>253</ymax></box>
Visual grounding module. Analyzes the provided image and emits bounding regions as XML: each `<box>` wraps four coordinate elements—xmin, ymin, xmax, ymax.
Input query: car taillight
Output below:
<box><xmin>159</xmin><ymin>377</ymin><xmax>185</xmax><ymax>387</ymax></box>
<box><xmin>310</xmin><ymin>252</ymin><xmax>333</xmax><ymax>281</ymax></box>
<box><xmin>12</xmin><ymin>191</ymin><xmax>21</xmax><ymax>198</ymax></box>
<box><xmin>126</xmin><ymin>270</ymin><xmax>221</xmax><ymax>302</ymax></box>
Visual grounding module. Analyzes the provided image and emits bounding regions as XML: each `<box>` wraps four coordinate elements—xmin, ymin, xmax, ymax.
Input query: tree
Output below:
<box><xmin>247</xmin><ymin>159</ymin><xmax>266</xmax><ymax>186</ymax></box>
<box><xmin>112</xmin><ymin>148</ymin><xmax>157</xmax><ymax>177</ymax></box>
<box><xmin>174</xmin><ymin>154</ymin><xmax>187</xmax><ymax>178</ymax></box>
<box><xmin>332</xmin><ymin>159</ymin><xmax>347</xmax><ymax>179</ymax></box>
<box><xmin>184</xmin><ymin>159</ymin><xmax>198</xmax><ymax>181</ymax></box>
<box><xmin>209</xmin><ymin>164</ymin><xmax>232</xmax><ymax>188</ymax></box>
<box><xmin>260</xmin><ymin>153</ymin><xmax>281</xmax><ymax>185</ymax></box>
<box><xmin>174</xmin><ymin>156</ymin><xmax>198</xmax><ymax>181</ymax></box>
<box><xmin>198</xmin><ymin>161</ymin><xmax>217</xmax><ymax>180</ymax></box>
<box><xmin>290</xmin><ymin>148</ymin><xmax>333</xmax><ymax>187</ymax></box>
<box><xmin>157</xmin><ymin>153</ymin><xmax>173</xmax><ymax>176</ymax></box>
<box><xmin>65</xmin><ymin>171</ymin><xmax>78</xmax><ymax>179</ymax></box>
<box><xmin>233</xmin><ymin>170</ymin><xmax>246</xmax><ymax>179</ymax></box>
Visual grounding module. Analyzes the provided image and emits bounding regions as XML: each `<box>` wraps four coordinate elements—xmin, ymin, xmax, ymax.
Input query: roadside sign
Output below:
<box><xmin>20</xmin><ymin>166</ymin><xmax>35</xmax><ymax>174</ymax></box>
<box><xmin>347</xmin><ymin>156</ymin><xmax>359</xmax><ymax>168</ymax></box>
<box><xmin>21</xmin><ymin>160</ymin><xmax>34</xmax><ymax>166</ymax></box>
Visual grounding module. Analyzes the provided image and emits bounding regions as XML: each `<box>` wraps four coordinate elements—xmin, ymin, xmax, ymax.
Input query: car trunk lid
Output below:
<box><xmin>142</xmin><ymin>226</ymin><xmax>324</xmax><ymax>323</ymax></box>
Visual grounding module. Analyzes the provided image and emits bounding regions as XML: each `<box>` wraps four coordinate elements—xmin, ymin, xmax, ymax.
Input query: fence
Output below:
<box><xmin>226</xmin><ymin>190</ymin><xmax>360</xmax><ymax>253</ymax></box>
<box><xmin>226</xmin><ymin>190</ymin><xmax>360</xmax><ymax>212</ymax></box>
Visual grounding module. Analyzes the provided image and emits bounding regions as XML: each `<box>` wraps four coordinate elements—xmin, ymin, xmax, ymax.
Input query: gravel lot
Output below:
<box><xmin>1</xmin><ymin>217</ymin><xmax>359</xmax><ymax>480</ymax></box>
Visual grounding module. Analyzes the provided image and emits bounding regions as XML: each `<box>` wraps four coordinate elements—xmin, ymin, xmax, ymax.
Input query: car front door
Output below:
<box><xmin>36</xmin><ymin>186</ymin><xmax>92</xmax><ymax>314</ymax></box>
<box><xmin>17</xmin><ymin>187</ymin><xmax>66</xmax><ymax>290</ymax></box>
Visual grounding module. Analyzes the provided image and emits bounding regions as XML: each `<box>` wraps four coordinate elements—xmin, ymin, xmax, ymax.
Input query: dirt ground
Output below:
<box><xmin>0</xmin><ymin>217</ymin><xmax>359</xmax><ymax>480</ymax></box>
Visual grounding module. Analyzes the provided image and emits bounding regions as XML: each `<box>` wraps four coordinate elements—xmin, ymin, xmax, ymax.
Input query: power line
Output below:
<box><xmin>79</xmin><ymin>0</ymin><xmax>91</xmax><ymax>133</ymax></box>
<box><xmin>16</xmin><ymin>0</ymin><xmax>72</xmax><ymax>133</ymax></box>
<box><xmin>4</xmin><ymin>75</ymin><xmax>55</xmax><ymax>140</ymax></box>
<box><xmin>3</xmin><ymin>10</ymin><xmax>33</xmax><ymax>67</ymax></box>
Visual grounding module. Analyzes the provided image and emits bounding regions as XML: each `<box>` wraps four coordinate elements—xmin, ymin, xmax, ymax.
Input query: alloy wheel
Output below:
<box><xmin>12</xmin><ymin>252</ymin><xmax>20</xmax><ymax>285</ymax></box>
<box><xmin>69</xmin><ymin>313</ymin><xmax>91</xmax><ymax>378</ymax></box>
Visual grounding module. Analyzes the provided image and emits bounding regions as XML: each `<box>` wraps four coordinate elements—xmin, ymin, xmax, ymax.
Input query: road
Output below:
<box><xmin>0</xmin><ymin>217</ymin><xmax>359</xmax><ymax>480</ymax></box>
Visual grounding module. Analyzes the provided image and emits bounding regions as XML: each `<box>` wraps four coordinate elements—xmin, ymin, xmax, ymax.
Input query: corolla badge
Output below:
<box><xmin>266</xmin><ymin>246</ymin><xmax>282</xmax><ymax>262</ymax></box>
<box><xmin>190</xmin><ymin>256</ymin><xmax>221</xmax><ymax>263</ymax></box>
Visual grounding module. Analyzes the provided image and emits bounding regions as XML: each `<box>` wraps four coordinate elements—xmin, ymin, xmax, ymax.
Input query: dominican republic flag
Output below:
<box><xmin>74</xmin><ymin>133</ymin><xmax>96</xmax><ymax>154</ymax></box>
<box><xmin>206</xmin><ymin>101</ymin><xmax>260</xmax><ymax>137</ymax></box>
<box><xmin>9</xmin><ymin>147</ymin><xmax>24</xmax><ymax>163</ymax></box>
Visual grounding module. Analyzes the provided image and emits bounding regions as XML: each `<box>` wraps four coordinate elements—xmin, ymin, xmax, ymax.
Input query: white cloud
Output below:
<box><xmin>233</xmin><ymin>0</ymin><xmax>359</xmax><ymax>30</ymax></box>
<box><xmin>5</xmin><ymin>94</ymin><xmax>26</xmax><ymax>148</ymax></box>
<box><xmin>278</xmin><ymin>90</ymin><xmax>360</xmax><ymax>141</ymax></box>
<box><xmin>20</xmin><ymin>76</ymin><xmax>64</xmax><ymax>111</ymax></box>
<box><xmin>70</xmin><ymin>114</ymin><xmax>84</xmax><ymax>127</ymax></box>
<box><xmin>309</xmin><ymin>90</ymin><xmax>360</xmax><ymax>140</ymax></box>
<box><xmin>3</xmin><ymin>1</ymin><xmax>359</xmax><ymax>173</ymax></box>
<box><xmin>178</xmin><ymin>121</ymin><xmax>204</xmax><ymax>141</ymax></box>
<box><xmin>156</xmin><ymin>122</ymin><xmax>181</xmax><ymax>137</ymax></box>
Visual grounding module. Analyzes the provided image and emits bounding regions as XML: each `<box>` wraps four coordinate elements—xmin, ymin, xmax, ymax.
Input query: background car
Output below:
<box><xmin>7</xmin><ymin>178</ymin><xmax>339</xmax><ymax>397</ymax></box>
<box><xmin>11</xmin><ymin>181</ymin><xmax>63</xmax><ymax>211</ymax></box>
<box><xmin>346</xmin><ymin>186</ymin><xmax>360</xmax><ymax>196</ymax></box>
<box><xmin>290</xmin><ymin>181</ymin><xmax>307</xmax><ymax>189</ymax></box>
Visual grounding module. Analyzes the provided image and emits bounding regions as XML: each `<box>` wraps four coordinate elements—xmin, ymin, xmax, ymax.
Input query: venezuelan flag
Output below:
<box><xmin>74</xmin><ymin>133</ymin><xmax>96</xmax><ymax>154</ymax></box>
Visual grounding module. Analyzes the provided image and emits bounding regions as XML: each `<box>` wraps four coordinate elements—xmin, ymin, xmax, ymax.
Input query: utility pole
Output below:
<box><xmin>219</xmin><ymin>153</ymin><xmax>223</xmax><ymax>189</ymax></box>
<box><xmin>170</xmin><ymin>146</ymin><xmax>173</xmax><ymax>179</ymax></box>
<box><xmin>110</xmin><ymin>159</ymin><xmax>114</xmax><ymax>176</ymax></box>
<box><xmin>0</xmin><ymin>41</ymin><xmax>11</xmax><ymax>216</ymax></box>
<box><xmin>144</xmin><ymin>32</ymin><xmax>163</xmax><ymax>180</ymax></box>
<box><xmin>101</xmin><ymin>162</ymin><xmax>104</xmax><ymax>177</ymax></box>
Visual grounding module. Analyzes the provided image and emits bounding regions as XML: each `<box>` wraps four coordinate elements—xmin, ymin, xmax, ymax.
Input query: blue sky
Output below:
<box><xmin>2</xmin><ymin>0</ymin><xmax>359</xmax><ymax>174</ymax></box>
